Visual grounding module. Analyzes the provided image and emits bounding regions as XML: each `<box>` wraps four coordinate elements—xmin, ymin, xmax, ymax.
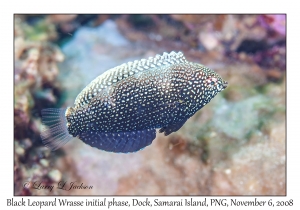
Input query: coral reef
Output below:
<box><xmin>14</xmin><ymin>15</ymin><xmax>66</xmax><ymax>195</ymax></box>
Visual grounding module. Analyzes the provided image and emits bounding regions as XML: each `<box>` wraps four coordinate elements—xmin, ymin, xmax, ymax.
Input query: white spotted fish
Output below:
<box><xmin>41</xmin><ymin>51</ymin><xmax>228</xmax><ymax>153</ymax></box>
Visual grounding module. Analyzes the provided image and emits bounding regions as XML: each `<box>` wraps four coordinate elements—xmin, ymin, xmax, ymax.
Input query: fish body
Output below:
<box><xmin>41</xmin><ymin>51</ymin><xmax>227</xmax><ymax>153</ymax></box>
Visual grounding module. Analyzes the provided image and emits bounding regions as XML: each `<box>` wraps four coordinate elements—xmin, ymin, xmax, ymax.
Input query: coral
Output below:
<box><xmin>259</xmin><ymin>15</ymin><xmax>286</xmax><ymax>36</ymax></box>
<box><xmin>14</xmin><ymin>15</ymin><xmax>66</xmax><ymax>195</ymax></box>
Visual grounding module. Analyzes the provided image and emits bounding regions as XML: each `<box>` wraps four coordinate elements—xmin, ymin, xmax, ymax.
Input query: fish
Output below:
<box><xmin>40</xmin><ymin>51</ymin><xmax>228</xmax><ymax>153</ymax></box>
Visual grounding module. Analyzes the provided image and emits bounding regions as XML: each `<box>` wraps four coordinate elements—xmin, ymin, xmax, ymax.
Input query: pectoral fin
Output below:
<box><xmin>159</xmin><ymin>119</ymin><xmax>187</xmax><ymax>136</ymax></box>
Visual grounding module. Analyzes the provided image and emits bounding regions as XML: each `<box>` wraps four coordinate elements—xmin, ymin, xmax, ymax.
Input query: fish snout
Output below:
<box><xmin>217</xmin><ymin>80</ymin><xmax>228</xmax><ymax>91</ymax></box>
<box><xmin>222</xmin><ymin>81</ymin><xmax>228</xmax><ymax>89</ymax></box>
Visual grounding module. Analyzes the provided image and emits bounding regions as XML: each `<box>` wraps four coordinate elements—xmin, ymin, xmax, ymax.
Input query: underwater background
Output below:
<box><xmin>14</xmin><ymin>14</ymin><xmax>286</xmax><ymax>195</ymax></box>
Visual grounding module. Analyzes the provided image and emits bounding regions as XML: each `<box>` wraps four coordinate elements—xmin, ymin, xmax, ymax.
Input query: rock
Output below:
<box><xmin>21</xmin><ymin>138</ymin><xmax>32</xmax><ymax>150</ymax></box>
<box><xmin>13</xmin><ymin>15</ymin><xmax>286</xmax><ymax>196</ymax></box>
<box><xmin>266</xmin><ymin>69</ymin><xmax>283</xmax><ymax>80</ymax></box>
<box><xmin>59</xmin><ymin>19</ymin><xmax>141</xmax><ymax>106</ymax></box>
<box><xmin>15</xmin><ymin>144</ymin><xmax>25</xmax><ymax>156</ymax></box>
<box><xmin>212</xmin><ymin>95</ymin><xmax>273</xmax><ymax>140</ymax></box>
<box><xmin>48</xmin><ymin>15</ymin><xmax>77</xmax><ymax>23</ymax></box>
<box><xmin>39</xmin><ymin>159</ymin><xmax>49</xmax><ymax>167</ymax></box>
<box><xmin>198</xmin><ymin>32</ymin><xmax>219</xmax><ymax>51</ymax></box>
<box><xmin>48</xmin><ymin>169</ymin><xmax>62</xmax><ymax>182</ymax></box>
<box><xmin>259</xmin><ymin>15</ymin><xmax>286</xmax><ymax>36</ymax></box>
<box><xmin>236</xmin><ymin>39</ymin><xmax>268</xmax><ymax>54</ymax></box>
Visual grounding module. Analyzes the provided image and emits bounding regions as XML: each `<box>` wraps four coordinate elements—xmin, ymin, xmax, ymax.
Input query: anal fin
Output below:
<box><xmin>78</xmin><ymin>129</ymin><xmax>156</xmax><ymax>153</ymax></box>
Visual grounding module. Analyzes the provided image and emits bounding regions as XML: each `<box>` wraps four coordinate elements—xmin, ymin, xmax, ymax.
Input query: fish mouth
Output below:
<box><xmin>223</xmin><ymin>81</ymin><xmax>228</xmax><ymax>89</ymax></box>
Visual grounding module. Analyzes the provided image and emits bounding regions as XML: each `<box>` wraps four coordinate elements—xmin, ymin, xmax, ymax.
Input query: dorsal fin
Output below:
<box><xmin>74</xmin><ymin>51</ymin><xmax>188</xmax><ymax>108</ymax></box>
<box><xmin>123</xmin><ymin>51</ymin><xmax>188</xmax><ymax>73</ymax></box>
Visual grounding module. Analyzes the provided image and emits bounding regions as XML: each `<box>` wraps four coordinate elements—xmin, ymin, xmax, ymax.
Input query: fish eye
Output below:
<box><xmin>205</xmin><ymin>77</ymin><xmax>218</xmax><ymax>88</ymax></box>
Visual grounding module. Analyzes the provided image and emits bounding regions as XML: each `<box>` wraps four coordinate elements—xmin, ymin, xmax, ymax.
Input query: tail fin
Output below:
<box><xmin>40</xmin><ymin>108</ymin><xmax>73</xmax><ymax>151</ymax></box>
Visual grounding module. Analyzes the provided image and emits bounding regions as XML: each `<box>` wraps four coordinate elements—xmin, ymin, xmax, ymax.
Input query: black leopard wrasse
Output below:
<box><xmin>41</xmin><ymin>51</ymin><xmax>228</xmax><ymax>153</ymax></box>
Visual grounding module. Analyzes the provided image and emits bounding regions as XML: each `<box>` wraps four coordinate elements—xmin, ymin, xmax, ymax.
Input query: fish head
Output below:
<box><xmin>204</xmin><ymin>71</ymin><xmax>228</xmax><ymax>92</ymax></box>
<box><xmin>193</xmin><ymin>64</ymin><xmax>228</xmax><ymax>100</ymax></box>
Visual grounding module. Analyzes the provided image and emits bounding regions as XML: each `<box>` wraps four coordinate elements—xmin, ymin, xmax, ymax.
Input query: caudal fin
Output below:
<box><xmin>40</xmin><ymin>108</ymin><xmax>73</xmax><ymax>151</ymax></box>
